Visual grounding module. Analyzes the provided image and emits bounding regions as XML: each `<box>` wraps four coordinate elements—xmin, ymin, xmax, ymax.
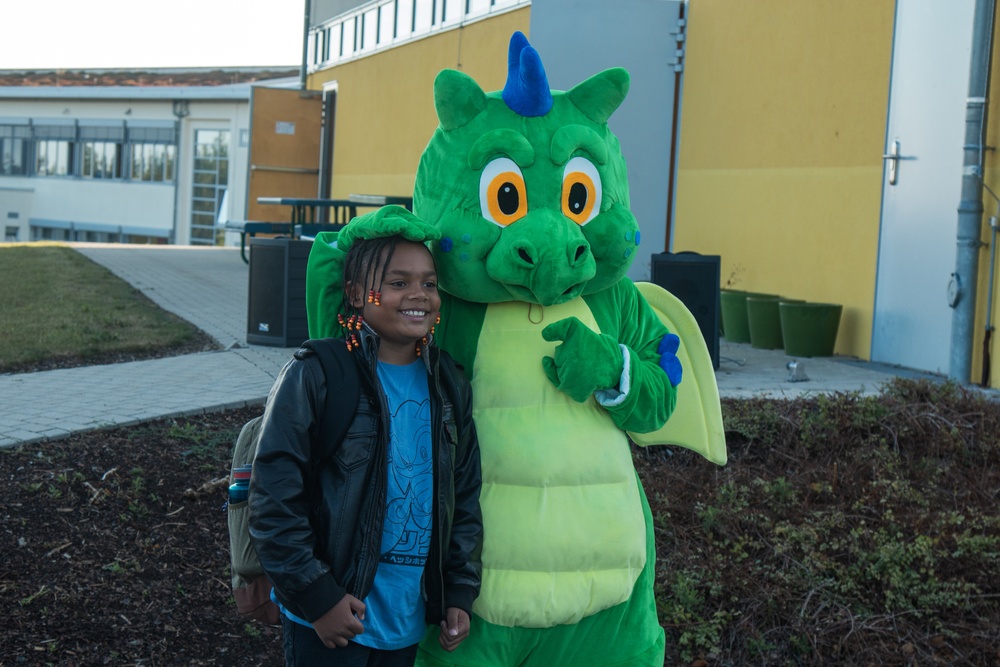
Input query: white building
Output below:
<box><xmin>0</xmin><ymin>69</ymin><xmax>297</xmax><ymax>245</ymax></box>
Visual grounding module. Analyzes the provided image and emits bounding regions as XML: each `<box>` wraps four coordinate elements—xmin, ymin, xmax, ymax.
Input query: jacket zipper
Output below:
<box><xmin>426</xmin><ymin>353</ymin><xmax>445</xmax><ymax>618</ymax></box>
<box><xmin>354</xmin><ymin>343</ymin><xmax>389</xmax><ymax>598</ymax></box>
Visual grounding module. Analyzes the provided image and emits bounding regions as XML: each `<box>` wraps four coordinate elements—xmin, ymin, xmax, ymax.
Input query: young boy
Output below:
<box><xmin>248</xmin><ymin>233</ymin><xmax>483</xmax><ymax>666</ymax></box>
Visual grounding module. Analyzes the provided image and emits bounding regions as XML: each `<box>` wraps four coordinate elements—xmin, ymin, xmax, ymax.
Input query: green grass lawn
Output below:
<box><xmin>0</xmin><ymin>244</ymin><xmax>213</xmax><ymax>373</ymax></box>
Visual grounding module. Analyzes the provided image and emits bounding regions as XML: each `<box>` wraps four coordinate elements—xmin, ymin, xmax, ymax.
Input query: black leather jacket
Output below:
<box><xmin>248</xmin><ymin>329</ymin><xmax>482</xmax><ymax>625</ymax></box>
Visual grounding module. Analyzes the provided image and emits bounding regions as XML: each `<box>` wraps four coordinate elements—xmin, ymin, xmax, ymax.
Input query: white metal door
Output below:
<box><xmin>871</xmin><ymin>0</ymin><xmax>976</xmax><ymax>373</ymax></box>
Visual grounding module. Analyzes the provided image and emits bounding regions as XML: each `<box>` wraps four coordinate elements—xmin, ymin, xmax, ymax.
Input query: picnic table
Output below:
<box><xmin>226</xmin><ymin>194</ymin><xmax>414</xmax><ymax>263</ymax></box>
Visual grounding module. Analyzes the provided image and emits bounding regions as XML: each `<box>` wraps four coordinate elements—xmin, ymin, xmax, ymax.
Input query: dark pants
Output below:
<box><xmin>282</xmin><ymin>615</ymin><xmax>419</xmax><ymax>667</ymax></box>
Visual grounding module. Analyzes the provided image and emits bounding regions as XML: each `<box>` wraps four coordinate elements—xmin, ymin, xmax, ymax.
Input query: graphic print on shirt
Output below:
<box><xmin>382</xmin><ymin>397</ymin><xmax>433</xmax><ymax>567</ymax></box>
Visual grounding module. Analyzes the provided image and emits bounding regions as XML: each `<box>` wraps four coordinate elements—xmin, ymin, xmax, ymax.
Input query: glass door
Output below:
<box><xmin>190</xmin><ymin>129</ymin><xmax>230</xmax><ymax>245</ymax></box>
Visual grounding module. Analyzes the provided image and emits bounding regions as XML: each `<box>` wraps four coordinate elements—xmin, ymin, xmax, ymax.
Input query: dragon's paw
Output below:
<box><xmin>337</xmin><ymin>205</ymin><xmax>441</xmax><ymax>253</ymax></box>
<box><xmin>658</xmin><ymin>333</ymin><xmax>683</xmax><ymax>386</ymax></box>
<box><xmin>541</xmin><ymin>316</ymin><xmax>623</xmax><ymax>402</ymax></box>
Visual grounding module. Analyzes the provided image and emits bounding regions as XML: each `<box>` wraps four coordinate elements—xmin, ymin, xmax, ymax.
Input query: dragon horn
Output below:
<box><xmin>502</xmin><ymin>31</ymin><xmax>553</xmax><ymax>117</ymax></box>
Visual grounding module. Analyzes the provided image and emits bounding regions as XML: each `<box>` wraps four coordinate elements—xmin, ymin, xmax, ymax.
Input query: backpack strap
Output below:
<box><xmin>300</xmin><ymin>338</ymin><xmax>359</xmax><ymax>462</ymax></box>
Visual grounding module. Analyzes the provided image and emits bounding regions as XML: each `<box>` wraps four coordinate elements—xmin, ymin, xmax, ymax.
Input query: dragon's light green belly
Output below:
<box><xmin>470</xmin><ymin>299</ymin><xmax>646</xmax><ymax>629</ymax></box>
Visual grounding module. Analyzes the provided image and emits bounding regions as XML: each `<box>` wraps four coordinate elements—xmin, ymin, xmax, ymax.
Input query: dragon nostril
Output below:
<box><xmin>518</xmin><ymin>248</ymin><xmax>534</xmax><ymax>265</ymax></box>
<box><xmin>575</xmin><ymin>246</ymin><xmax>587</xmax><ymax>261</ymax></box>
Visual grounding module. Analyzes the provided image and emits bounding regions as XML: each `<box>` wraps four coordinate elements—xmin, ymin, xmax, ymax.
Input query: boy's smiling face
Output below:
<box><xmin>352</xmin><ymin>241</ymin><xmax>441</xmax><ymax>365</ymax></box>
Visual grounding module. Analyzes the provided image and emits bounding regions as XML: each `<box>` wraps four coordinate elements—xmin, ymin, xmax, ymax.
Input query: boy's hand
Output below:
<box><xmin>312</xmin><ymin>594</ymin><xmax>366</xmax><ymax>649</ymax></box>
<box><xmin>438</xmin><ymin>607</ymin><xmax>470</xmax><ymax>651</ymax></box>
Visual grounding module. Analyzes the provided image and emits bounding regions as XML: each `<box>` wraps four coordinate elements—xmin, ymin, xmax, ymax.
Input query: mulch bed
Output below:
<box><xmin>0</xmin><ymin>408</ymin><xmax>284</xmax><ymax>666</ymax></box>
<box><xmin>2</xmin><ymin>379</ymin><xmax>998</xmax><ymax>665</ymax></box>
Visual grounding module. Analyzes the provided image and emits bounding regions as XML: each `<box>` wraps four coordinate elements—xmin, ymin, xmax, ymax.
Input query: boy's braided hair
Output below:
<box><xmin>339</xmin><ymin>235</ymin><xmax>403</xmax><ymax>336</ymax></box>
<box><xmin>339</xmin><ymin>234</ymin><xmax>439</xmax><ymax>355</ymax></box>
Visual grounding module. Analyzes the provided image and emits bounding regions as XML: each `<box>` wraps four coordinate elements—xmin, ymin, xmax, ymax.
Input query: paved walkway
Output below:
<box><xmin>0</xmin><ymin>244</ymin><xmax>964</xmax><ymax>448</ymax></box>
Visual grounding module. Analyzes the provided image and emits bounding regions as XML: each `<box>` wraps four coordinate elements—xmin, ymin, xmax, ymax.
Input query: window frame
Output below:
<box><xmin>34</xmin><ymin>138</ymin><xmax>75</xmax><ymax>177</ymax></box>
<box><xmin>0</xmin><ymin>123</ymin><xmax>31</xmax><ymax>176</ymax></box>
<box><xmin>126</xmin><ymin>123</ymin><xmax>178</xmax><ymax>184</ymax></box>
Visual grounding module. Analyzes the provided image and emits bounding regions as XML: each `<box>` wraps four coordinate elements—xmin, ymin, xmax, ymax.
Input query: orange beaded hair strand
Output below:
<box><xmin>339</xmin><ymin>236</ymin><xmax>400</xmax><ymax>349</ymax></box>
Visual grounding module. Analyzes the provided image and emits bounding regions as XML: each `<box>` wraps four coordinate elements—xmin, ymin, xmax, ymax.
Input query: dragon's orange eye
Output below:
<box><xmin>480</xmin><ymin>158</ymin><xmax>528</xmax><ymax>226</ymax></box>
<box><xmin>561</xmin><ymin>157</ymin><xmax>602</xmax><ymax>225</ymax></box>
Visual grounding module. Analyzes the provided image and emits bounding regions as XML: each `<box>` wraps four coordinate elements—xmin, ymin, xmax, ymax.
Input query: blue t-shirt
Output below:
<box><xmin>277</xmin><ymin>358</ymin><xmax>433</xmax><ymax>650</ymax></box>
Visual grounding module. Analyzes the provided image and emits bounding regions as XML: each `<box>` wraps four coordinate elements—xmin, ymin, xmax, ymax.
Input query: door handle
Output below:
<box><xmin>882</xmin><ymin>140</ymin><xmax>916</xmax><ymax>185</ymax></box>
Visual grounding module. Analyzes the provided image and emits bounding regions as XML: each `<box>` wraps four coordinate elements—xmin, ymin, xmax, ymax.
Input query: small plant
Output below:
<box><xmin>19</xmin><ymin>585</ymin><xmax>50</xmax><ymax>606</ymax></box>
<box><xmin>757</xmin><ymin>476</ymin><xmax>796</xmax><ymax>506</ymax></box>
<box><xmin>168</xmin><ymin>422</ymin><xmax>203</xmax><ymax>443</ymax></box>
<box><xmin>128</xmin><ymin>501</ymin><xmax>149</xmax><ymax>518</ymax></box>
<box><xmin>723</xmin><ymin>263</ymin><xmax>745</xmax><ymax>289</ymax></box>
<box><xmin>129</xmin><ymin>468</ymin><xmax>145</xmax><ymax>494</ymax></box>
<box><xmin>103</xmin><ymin>561</ymin><xmax>125</xmax><ymax>575</ymax></box>
<box><xmin>746</xmin><ymin>635</ymin><xmax>777</xmax><ymax>658</ymax></box>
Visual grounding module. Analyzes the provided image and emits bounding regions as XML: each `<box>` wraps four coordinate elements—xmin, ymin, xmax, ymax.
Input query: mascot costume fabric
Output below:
<box><xmin>305</xmin><ymin>32</ymin><xmax>726</xmax><ymax>667</ymax></box>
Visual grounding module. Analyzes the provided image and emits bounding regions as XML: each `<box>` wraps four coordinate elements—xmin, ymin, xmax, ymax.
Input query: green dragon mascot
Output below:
<box><xmin>306</xmin><ymin>32</ymin><xmax>725</xmax><ymax>667</ymax></box>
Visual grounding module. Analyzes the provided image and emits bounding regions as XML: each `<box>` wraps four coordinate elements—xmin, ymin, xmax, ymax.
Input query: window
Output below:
<box><xmin>341</xmin><ymin>17</ymin><xmax>357</xmax><ymax>57</ymax></box>
<box><xmin>396</xmin><ymin>0</ymin><xmax>413</xmax><ymax>40</ymax></box>
<box><xmin>413</xmin><ymin>0</ymin><xmax>433</xmax><ymax>33</ymax></box>
<box><xmin>441</xmin><ymin>0</ymin><xmax>462</xmax><ymax>27</ymax></box>
<box><xmin>307</xmin><ymin>0</ymin><xmax>531</xmax><ymax>68</ymax></box>
<box><xmin>36</xmin><ymin>226</ymin><xmax>70</xmax><ymax>241</ymax></box>
<box><xmin>79</xmin><ymin>124</ymin><xmax>125</xmax><ymax>180</ymax></box>
<box><xmin>128</xmin><ymin>124</ymin><xmax>177</xmax><ymax>183</ymax></box>
<box><xmin>32</xmin><ymin>123</ymin><xmax>77</xmax><ymax>176</ymax></box>
<box><xmin>35</xmin><ymin>140</ymin><xmax>73</xmax><ymax>176</ymax></box>
<box><xmin>379</xmin><ymin>2</ymin><xmax>395</xmax><ymax>43</ymax></box>
<box><xmin>466</xmin><ymin>0</ymin><xmax>492</xmax><ymax>18</ymax></box>
<box><xmin>80</xmin><ymin>141</ymin><xmax>122</xmax><ymax>178</ymax></box>
<box><xmin>0</xmin><ymin>125</ymin><xmax>30</xmax><ymax>176</ymax></box>
<box><xmin>130</xmin><ymin>143</ymin><xmax>175</xmax><ymax>182</ymax></box>
<box><xmin>360</xmin><ymin>9</ymin><xmax>378</xmax><ymax>51</ymax></box>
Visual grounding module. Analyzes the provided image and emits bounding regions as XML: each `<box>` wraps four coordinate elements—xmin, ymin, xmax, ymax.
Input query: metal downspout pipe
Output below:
<box><xmin>300</xmin><ymin>0</ymin><xmax>312</xmax><ymax>90</ymax></box>
<box><xmin>949</xmin><ymin>0</ymin><xmax>997</xmax><ymax>383</ymax></box>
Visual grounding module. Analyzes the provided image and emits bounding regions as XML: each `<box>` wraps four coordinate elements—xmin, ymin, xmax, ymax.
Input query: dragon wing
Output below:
<box><xmin>630</xmin><ymin>281</ymin><xmax>727</xmax><ymax>466</ymax></box>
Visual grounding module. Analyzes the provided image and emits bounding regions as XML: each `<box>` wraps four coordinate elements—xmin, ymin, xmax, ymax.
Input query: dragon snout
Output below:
<box><xmin>514</xmin><ymin>242</ymin><xmax>589</xmax><ymax>267</ymax></box>
<box><xmin>488</xmin><ymin>216</ymin><xmax>597</xmax><ymax>305</ymax></box>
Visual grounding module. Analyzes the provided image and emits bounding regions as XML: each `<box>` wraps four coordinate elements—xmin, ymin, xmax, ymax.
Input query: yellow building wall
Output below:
<box><xmin>973</xmin><ymin>3</ymin><xmax>1000</xmax><ymax>386</ymax></box>
<box><xmin>674</xmin><ymin>0</ymin><xmax>895</xmax><ymax>359</ymax></box>
<box><xmin>307</xmin><ymin>9</ymin><xmax>530</xmax><ymax>200</ymax></box>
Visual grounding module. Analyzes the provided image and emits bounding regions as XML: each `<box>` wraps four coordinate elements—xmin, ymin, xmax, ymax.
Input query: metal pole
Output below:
<box><xmin>949</xmin><ymin>0</ymin><xmax>996</xmax><ymax>383</ymax></box>
<box><xmin>300</xmin><ymin>0</ymin><xmax>312</xmax><ymax>90</ymax></box>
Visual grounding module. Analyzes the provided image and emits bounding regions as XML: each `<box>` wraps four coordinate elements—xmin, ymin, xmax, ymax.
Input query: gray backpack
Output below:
<box><xmin>227</xmin><ymin>338</ymin><xmax>358</xmax><ymax>624</ymax></box>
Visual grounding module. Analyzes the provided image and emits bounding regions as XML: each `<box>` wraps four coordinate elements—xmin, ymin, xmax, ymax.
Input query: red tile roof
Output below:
<box><xmin>0</xmin><ymin>68</ymin><xmax>299</xmax><ymax>88</ymax></box>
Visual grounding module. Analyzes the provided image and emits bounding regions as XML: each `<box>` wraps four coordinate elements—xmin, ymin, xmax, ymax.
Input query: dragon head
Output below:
<box><xmin>414</xmin><ymin>32</ymin><xmax>640</xmax><ymax>306</ymax></box>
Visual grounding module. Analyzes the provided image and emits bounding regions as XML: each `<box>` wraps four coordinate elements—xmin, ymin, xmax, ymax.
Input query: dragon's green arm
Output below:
<box><xmin>581</xmin><ymin>279</ymin><xmax>678</xmax><ymax>434</ymax></box>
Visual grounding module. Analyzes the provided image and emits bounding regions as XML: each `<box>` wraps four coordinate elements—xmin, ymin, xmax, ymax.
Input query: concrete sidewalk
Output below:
<box><xmin>0</xmin><ymin>243</ymin><xmax>960</xmax><ymax>448</ymax></box>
